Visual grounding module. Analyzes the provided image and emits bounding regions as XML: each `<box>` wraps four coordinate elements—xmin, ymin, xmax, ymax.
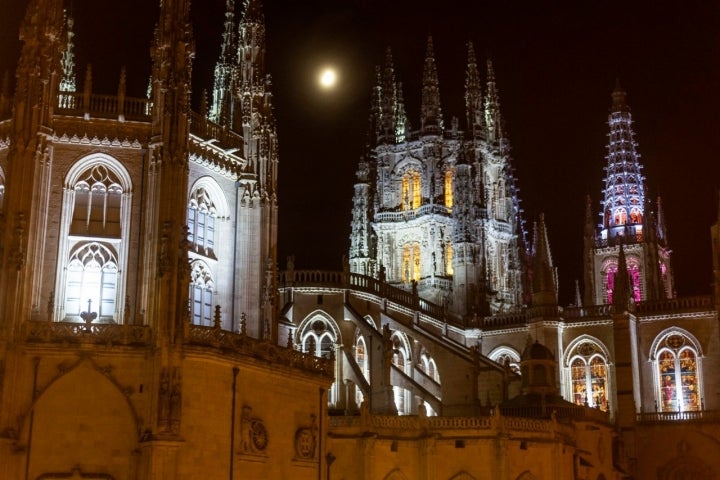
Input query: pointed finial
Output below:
<box><xmin>421</xmin><ymin>35</ymin><xmax>443</xmax><ymax>134</ymax></box>
<box><xmin>465</xmin><ymin>41</ymin><xmax>484</xmax><ymax>137</ymax></box>
<box><xmin>611</xmin><ymin>78</ymin><xmax>628</xmax><ymax>111</ymax></box>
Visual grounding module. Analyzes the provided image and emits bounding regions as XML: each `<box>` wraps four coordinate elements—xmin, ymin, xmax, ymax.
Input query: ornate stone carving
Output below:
<box><xmin>240</xmin><ymin>405</ymin><xmax>268</xmax><ymax>454</ymax></box>
<box><xmin>294</xmin><ymin>414</ymin><xmax>318</xmax><ymax>460</ymax></box>
<box><xmin>158</xmin><ymin>367</ymin><xmax>182</xmax><ymax>434</ymax></box>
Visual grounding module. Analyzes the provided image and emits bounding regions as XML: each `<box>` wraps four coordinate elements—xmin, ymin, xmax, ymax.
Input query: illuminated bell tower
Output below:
<box><xmin>584</xmin><ymin>82</ymin><xmax>674</xmax><ymax>305</ymax></box>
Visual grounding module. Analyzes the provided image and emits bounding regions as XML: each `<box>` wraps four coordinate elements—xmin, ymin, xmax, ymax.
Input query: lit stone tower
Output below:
<box><xmin>349</xmin><ymin>42</ymin><xmax>527</xmax><ymax>317</ymax></box>
<box><xmin>232</xmin><ymin>0</ymin><xmax>279</xmax><ymax>338</ymax></box>
<box><xmin>584</xmin><ymin>82</ymin><xmax>674</xmax><ymax>305</ymax></box>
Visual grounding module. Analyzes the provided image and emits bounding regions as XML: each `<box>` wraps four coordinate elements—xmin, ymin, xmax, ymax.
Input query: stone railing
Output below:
<box><xmin>56</xmin><ymin>92</ymin><xmax>151</xmax><ymax>121</ymax></box>
<box><xmin>499</xmin><ymin>404</ymin><xmax>610</xmax><ymax>424</ymax></box>
<box><xmin>374</xmin><ymin>204</ymin><xmax>452</xmax><ymax>223</ymax></box>
<box><xmin>188</xmin><ymin>110</ymin><xmax>245</xmax><ymax>152</ymax></box>
<box><xmin>636</xmin><ymin>409</ymin><xmax>720</xmax><ymax>423</ymax></box>
<box><xmin>23</xmin><ymin>320</ymin><xmax>152</xmax><ymax>346</ymax></box>
<box><xmin>563</xmin><ymin>304</ymin><xmax>613</xmax><ymax>319</ymax></box>
<box><xmin>634</xmin><ymin>295</ymin><xmax>714</xmax><ymax>314</ymax></box>
<box><xmin>329</xmin><ymin>411</ymin><xmax>576</xmax><ymax>434</ymax></box>
<box><xmin>186</xmin><ymin>324</ymin><xmax>333</xmax><ymax>378</ymax></box>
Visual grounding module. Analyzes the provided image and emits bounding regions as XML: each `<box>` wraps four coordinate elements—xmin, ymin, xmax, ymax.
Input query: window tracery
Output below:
<box><xmin>401</xmin><ymin>170</ymin><xmax>421</xmax><ymax>210</ymax></box>
<box><xmin>402</xmin><ymin>242</ymin><xmax>421</xmax><ymax>283</ymax></box>
<box><xmin>603</xmin><ymin>258</ymin><xmax>642</xmax><ymax>304</ymax></box>
<box><xmin>655</xmin><ymin>332</ymin><xmax>701</xmax><ymax>412</ymax></box>
<box><xmin>56</xmin><ymin>155</ymin><xmax>131</xmax><ymax>323</ymax></box>
<box><xmin>189</xmin><ymin>260</ymin><xmax>214</xmax><ymax>326</ymax></box>
<box><xmin>566</xmin><ymin>340</ymin><xmax>609</xmax><ymax>411</ymax></box>
<box><xmin>64</xmin><ymin>242</ymin><xmax>119</xmax><ymax>320</ymax></box>
<box><xmin>489</xmin><ymin>347</ymin><xmax>521</xmax><ymax>375</ymax></box>
<box><xmin>188</xmin><ymin>187</ymin><xmax>217</xmax><ymax>257</ymax></box>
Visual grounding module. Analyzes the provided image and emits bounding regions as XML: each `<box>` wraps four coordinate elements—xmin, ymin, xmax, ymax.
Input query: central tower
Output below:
<box><xmin>349</xmin><ymin>42</ymin><xmax>528</xmax><ymax>317</ymax></box>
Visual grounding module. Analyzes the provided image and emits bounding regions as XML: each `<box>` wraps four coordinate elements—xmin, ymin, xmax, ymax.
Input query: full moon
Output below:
<box><xmin>319</xmin><ymin>68</ymin><xmax>337</xmax><ymax>89</ymax></box>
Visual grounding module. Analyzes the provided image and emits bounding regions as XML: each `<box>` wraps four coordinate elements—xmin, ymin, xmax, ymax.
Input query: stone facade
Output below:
<box><xmin>0</xmin><ymin>0</ymin><xmax>718</xmax><ymax>479</ymax></box>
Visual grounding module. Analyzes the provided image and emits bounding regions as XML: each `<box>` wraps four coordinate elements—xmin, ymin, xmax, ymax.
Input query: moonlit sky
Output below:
<box><xmin>1</xmin><ymin>0</ymin><xmax>719</xmax><ymax>304</ymax></box>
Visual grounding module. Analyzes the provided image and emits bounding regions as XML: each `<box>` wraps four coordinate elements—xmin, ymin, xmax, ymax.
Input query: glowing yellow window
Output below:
<box><xmin>402</xmin><ymin>244</ymin><xmax>411</xmax><ymax>283</ymax></box>
<box><xmin>402</xmin><ymin>175</ymin><xmax>410</xmax><ymax>210</ymax></box>
<box><xmin>446</xmin><ymin>244</ymin><xmax>453</xmax><ymax>275</ymax></box>
<box><xmin>444</xmin><ymin>170</ymin><xmax>454</xmax><ymax>209</ymax></box>
<box><xmin>413</xmin><ymin>244</ymin><xmax>421</xmax><ymax>281</ymax></box>
<box><xmin>412</xmin><ymin>172</ymin><xmax>421</xmax><ymax>209</ymax></box>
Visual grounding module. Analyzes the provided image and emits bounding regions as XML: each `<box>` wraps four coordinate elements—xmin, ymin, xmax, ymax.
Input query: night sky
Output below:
<box><xmin>1</xmin><ymin>0</ymin><xmax>718</xmax><ymax>304</ymax></box>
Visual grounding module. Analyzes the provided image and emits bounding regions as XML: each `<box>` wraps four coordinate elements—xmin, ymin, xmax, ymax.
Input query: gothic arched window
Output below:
<box><xmin>64</xmin><ymin>243</ymin><xmax>119</xmax><ymax>320</ymax></box>
<box><xmin>190</xmin><ymin>261</ymin><xmax>214</xmax><ymax>326</ymax></box>
<box><xmin>614</xmin><ymin>207</ymin><xmax>627</xmax><ymax>226</ymax></box>
<box><xmin>402</xmin><ymin>242</ymin><xmax>421</xmax><ymax>283</ymax></box>
<box><xmin>301</xmin><ymin>317</ymin><xmax>337</xmax><ymax>358</ymax></box>
<box><xmin>444</xmin><ymin>169</ymin><xmax>454</xmax><ymax>209</ymax></box>
<box><xmin>489</xmin><ymin>347</ymin><xmax>521</xmax><ymax>375</ymax></box>
<box><xmin>419</xmin><ymin>352</ymin><xmax>440</xmax><ymax>383</ymax></box>
<box><xmin>401</xmin><ymin>170</ymin><xmax>421</xmax><ymax>210</ymax></box>
<box><xmin>654</xmin><ymin>332</ymin><xmax>702</xmax><ymax>412</ymax></box>
<box><xmin>603</xmin><ymin>257</ymin><xmax>642</xmax><ymax>304</ymax></box>
<box><xmin>57</xmin><ymin>156</ymin><xmax>131</xmax><ymax>323</ymax></box>
<box><xmin>188</xmin><ymin>188</ymin><xmax>217</xmax><ymax>257</ymax></box>
<box><xmin>566</xmin><ymin>340</ymin><xmax>609</xmax><ymax>411</ymax></box>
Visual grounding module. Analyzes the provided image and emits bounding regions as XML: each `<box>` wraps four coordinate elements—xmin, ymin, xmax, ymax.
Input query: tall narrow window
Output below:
<box><xmin>445</xmin><ymin>244</ymin><xmax>453</xmax><ymax>276</ymax></box>
<box><xmin>412</xmin><ymin>172</ymin><xmax>421</xmax><ymax>209</ymax></box>
<box><xmin>413</xmin><ymin>243</ymin><xmax>421</xmax><ymax>282</ymax></box>
<box><xmin>188</xmin><ymin>188</ymin><xmax>217</xmax><ymax>257</ymax></box>
<box><xmin>59</xmin><ymin>156</ymin><xmax>131</xmax><ymax>323</ymax></box>
<box><xmin>444</xmin><ymin>170</ymin><xmax>454</xmax><ymax>208</ymax></box>
<box><xmin>401</xmin><ymin>170</ymin><xmax>422</xmax><ymax>210</ymax></box>
<box><xmin>190</xmin><ymin>261</ymin><xmax>214</xmax><ymax>326</ymax></box>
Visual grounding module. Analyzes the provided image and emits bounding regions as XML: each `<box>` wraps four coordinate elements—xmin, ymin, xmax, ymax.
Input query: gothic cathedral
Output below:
<box><xmin>0</xmin><ymin>0</ymin><xmax>718</xmax><ymax>479</ymax></box>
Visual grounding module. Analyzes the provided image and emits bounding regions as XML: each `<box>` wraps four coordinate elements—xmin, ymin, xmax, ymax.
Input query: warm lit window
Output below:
<box><xmin>402</xmin><ymin>242</ymin><xmax>421</xmax><ymax>283</ymax></box>
<box><xmin>567</xmin><ymin>341</ymin><xmax>609</xmax><ymax>411</ymax></box>
<box><xmin>445</xmin><ymin>244</ymin><xmax>453</xmax><ymax>276</ymax></box>
<box><xmin>401</xmin><ymin>170</ymin><xmax>422</xmax><ymax>210</ymax></box>
<box><xmin>630</xmin><ymin>207</ymin><xmax>642</xmax><ymax>224</ymax></box>
<box><xmin>412</xmin><ymin>172</ymin><xmax>421</xmax><ymax>209</ymax></box>
<box><xmin>614</xmin><ymin>207</ymin><xmax>627</xmax><ymax>226</ymax></box>
<box><xmin>444</xmin><ymin>170</ymin><xmax>454</xmax><ymax>208</ymax></box>
<box><xmin>656</xmin><ymin>334</ymin><xmax>701</xmax><ymax>412</ymax></box>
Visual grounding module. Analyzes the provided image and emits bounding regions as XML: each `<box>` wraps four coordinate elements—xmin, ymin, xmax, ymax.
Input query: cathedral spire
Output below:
<box><xmin>420</xmin><ymin>36</ymin><xmax>443</xmax><ymax>134</ymax></box>
<box><xmin>395</xmin><ymin>81</ymin><xmax>409</xmax><ymax>142</ymax></box>
<box><xmin>600</xmin><ymin>80</ymin><xmax>645</xmax><ymax>243</ymax></box>
<box><xmin>209</xmin><ymin>0</ymin><xmax>238</xmax><ymax>126</ymax></box>
<box><xmin>59</xmin><ymin>10</ymin><xmax>76</xmax><ymax>95</ymax></box>
<box><xmin>484</xmin><ymin>58</ymin><xmax>503</xmax><ymax>143</ymax></box>
<box><xmin>583</xmin><ymin>195</ymin><xmax>596</xmax><ymax>306</ymax></box>
<box><xmin>531</xmin><ymin>214</ymin><xmax>558</xmax><ymax>306</ymax></box>
<box><xmin>380</xmin><ymin>47</ymin><xmax>398</xmax><ymax>143</ymax></box>
<box><xmin>465</xmin><ymin>42</ymin><xmax>484</xmax><ymax>138</ymax></box>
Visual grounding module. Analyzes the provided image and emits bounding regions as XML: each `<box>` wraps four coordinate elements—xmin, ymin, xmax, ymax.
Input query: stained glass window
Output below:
<box><xmin>657</xmin><ymin>342</ymin><xmax>700</xmax><ymax>412</ymax></box>
<box><xmin>567</xmin><ymin>341</ymin><xmax>609</xmax><ymax>411</ymax></box>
